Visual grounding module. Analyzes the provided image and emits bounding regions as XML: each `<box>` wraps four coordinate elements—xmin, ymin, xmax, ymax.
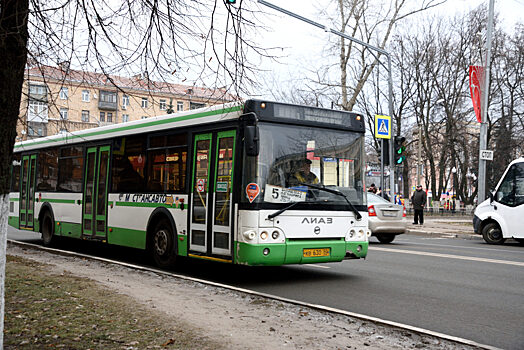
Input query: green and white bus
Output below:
<box><xmin>8</xmin><ymin>100</ymin><xmax>369</xmax><ymax>267</ymax></box>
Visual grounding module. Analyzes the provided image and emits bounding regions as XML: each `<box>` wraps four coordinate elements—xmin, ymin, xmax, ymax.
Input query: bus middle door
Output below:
<box><xmin>82</xmin><ymin>145</ymin><xmax>111</xmax><ymax>239</ymax></box>
<box><xmin>189</xmin><ymin>131</ymin><xmax>236</xmax><ymax>259</ymax></box>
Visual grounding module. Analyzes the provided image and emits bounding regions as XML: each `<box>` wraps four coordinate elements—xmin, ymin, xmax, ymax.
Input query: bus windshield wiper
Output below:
<box><xmin>267</xmin><ymin>201</ymin><xmax>304</xmax><ymax>220</ymax></box>
<box><xmin>298</xmin><ymin>182</ymin><xmax>362</xmax><ymax>220</ymax></box>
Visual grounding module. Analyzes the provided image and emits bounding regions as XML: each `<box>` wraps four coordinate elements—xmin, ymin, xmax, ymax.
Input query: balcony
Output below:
<box><xmin>98</xmin><ymin>90</ymin><xmax>117</xmax><ymax>110</ymax></box>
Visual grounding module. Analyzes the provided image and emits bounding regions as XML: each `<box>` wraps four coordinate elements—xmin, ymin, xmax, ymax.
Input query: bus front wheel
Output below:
<box><xmin>151</xmin><ymin>219</ymin><xmax>177</xmax><ymax>268</ymax></box>
<box><xmin>482</xmin><ymin>222</ymin><xmax>505</xmax><ymax>245</ymax></box>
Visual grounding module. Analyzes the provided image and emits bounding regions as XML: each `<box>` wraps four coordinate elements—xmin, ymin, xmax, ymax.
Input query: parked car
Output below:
<box><xmin>367</xmin><ymin>192</ymin><xmax>407</xmax><ymax>243</ymax></box>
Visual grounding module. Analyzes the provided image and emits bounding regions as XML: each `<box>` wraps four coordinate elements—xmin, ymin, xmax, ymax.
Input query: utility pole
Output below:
<box><xmin>258</xmin><ymin>0</ymin><xmax>396</xmax><ymax>202</ymax></box>
<box><xmin>478</xmin><ymin>0</ymin><xmax>495</xmax><ymax>203</ymax></box>
<box><xmin>417</xmin><ymin>125</ymin><xmax>422</xmax><ymax>187</ymax></box>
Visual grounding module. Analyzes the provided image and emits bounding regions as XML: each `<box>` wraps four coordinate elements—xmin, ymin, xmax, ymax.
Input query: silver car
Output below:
<box><xmin>367</xmin><ymin>193</ymin><xmax>407</xmax><ymax>243</ymax></box>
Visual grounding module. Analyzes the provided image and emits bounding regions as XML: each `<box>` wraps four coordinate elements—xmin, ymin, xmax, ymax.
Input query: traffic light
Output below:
<box><xmin>394</xmin><ymin>136</ymin><xmax>406</xmax><ymax>165</ymax></box>
<box><xmin>225</xmin><ymin>0</ymin><xmax>236</xmax><ymax>4</ymax></box>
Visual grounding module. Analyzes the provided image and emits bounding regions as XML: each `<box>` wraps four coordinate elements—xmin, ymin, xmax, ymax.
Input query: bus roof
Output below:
<box><xmin>15</xmin><ymin>101</ymin><xmax>244</xmax><ymax>152</ymax></box>
<box><xmin>14</xmin><ymin>99</ymin><xmax>365</xmax><ymax>152</ymax></box>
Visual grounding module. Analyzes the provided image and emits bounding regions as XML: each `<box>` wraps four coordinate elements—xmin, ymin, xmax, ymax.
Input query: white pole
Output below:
<box><xmin>478</xmin><ymin>0</ymin><xmax>495</xmax><ymax>203</ymax></box>
<box><xmin>0</xmin><ymin>194</ymin><xmax>9</xmax><ymax>348</ymax></box>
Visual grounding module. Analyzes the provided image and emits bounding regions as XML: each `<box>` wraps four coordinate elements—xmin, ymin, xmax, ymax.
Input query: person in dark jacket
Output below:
<box><xmin>411</xmin><ymin>184</ymin><xmax>427</xmax><ymax>224</ymax></box>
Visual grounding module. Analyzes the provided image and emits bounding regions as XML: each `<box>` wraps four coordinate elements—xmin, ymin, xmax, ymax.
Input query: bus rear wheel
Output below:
<box><xmin>482</xmin><ymin>222</ymin><xmax>505</xmax><ymax>245</ymax></box>
<box><xmin>151</xmin><ymin>219</ymin><xmax>177</xmax><ymax>268</ymax></box>
<box><xmin>41</xmin><ymin>212</ymin><xmax>55</xmax><ymax>247</ymax></box>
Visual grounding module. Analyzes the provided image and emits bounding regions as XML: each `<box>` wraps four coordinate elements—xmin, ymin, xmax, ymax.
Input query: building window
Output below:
<box><xmin>100</xmin><ymin>90</ymin><xmax>117</xmax><ymax>103</ymax></box>
<box><xmin>122</xmin><ymin>95</ymin><xmax>129</xmax><ymax>108</ymax></box>
<box><xmin>100</xmin><ymin>111</ymin><xmax>105</xmax><ymax>122</ymax></box>
<box><xmin>177</xmin><ymin>101</ymin><xmax>184</xmax><ymax>112</ymax></box>
<box><xmin>28</xmin><ymin>100</ymin><xmax>48</xmax><ymax>122</ymax></box>
<box><xmin>107</xmin><ymin>112</ymin><xmax>113</xmax><ymax>123</ymax></box>
<box><xmin>81</xmin><ymin>110</ymin><xmax>90</xmax><ymax>122</ymax></box>
<box><xmin>141</xmin><ymin>97</ymin><xmax>148</xmax><ymax>108</ymax></box>
<box><xmin>159</xmin><ymin>99</ymin><xmax>166</xmax><ymax>110</ymax></box>
<box><xmin>190</xmin><ymin>102</ymin><xmax>205</xmax><ymax>110</ymax></box>
<box><xmin>29</xmin><ymin>84</ymin><xmax>47</xmax><ymax>96</ymax></box>
<box><xmin>59</xmin><ymin>108</ymin><xmax>68</xmax><ymax>120</ymax></box>
<box><xmin>59</xmin><ymin>87</ymin><xmax>68</xmax><ymax>100</ymax></box>
<box><xmin>122</xmin><ymin>114</ymin><xmax>129</xmax><ymax>123</ymax></box>
<box><xmin>28</xmin><ymin>122</ymin><xmax>47</xmax><ymax>137</ymax></box>
<box><xmin>82</xmin><ymin>90</ymin><xmax>90</xmax><ymax>102</ymax></box>
<box><xmin>59</xmin><ymin>128</ymin><xmax>67</xmax><ymax>134</ymax></box>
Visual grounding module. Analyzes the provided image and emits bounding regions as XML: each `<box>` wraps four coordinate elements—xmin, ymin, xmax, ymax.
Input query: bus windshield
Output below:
<box><xmin>242</xmin><ymin>122</ymin><xmax>366</xmax><ymax>207</ymax></box>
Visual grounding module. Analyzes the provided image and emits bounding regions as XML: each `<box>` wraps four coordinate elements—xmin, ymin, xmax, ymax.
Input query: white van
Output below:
<box><xmin>473</xmin><ymin>157</ymin><xmax>524</xmax><ymax>244</ymax></box>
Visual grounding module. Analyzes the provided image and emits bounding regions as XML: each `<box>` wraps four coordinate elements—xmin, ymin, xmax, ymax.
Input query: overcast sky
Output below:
<box><xmin>251</xmin><ymin>0</ymin><xmax>523</xmax><ymax>99</ymax></box>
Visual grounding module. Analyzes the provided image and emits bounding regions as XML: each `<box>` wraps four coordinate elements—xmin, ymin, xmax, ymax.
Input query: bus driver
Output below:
<box><xmin>289</xmin><ymin>159</ymin><xmax>319</xmax><ymax>186</ymax></box>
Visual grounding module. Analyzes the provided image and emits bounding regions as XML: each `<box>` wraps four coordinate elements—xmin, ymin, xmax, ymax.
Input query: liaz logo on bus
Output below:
<box><xmin>301</xmin><ymin>217</ymin><xmax>333</xmax><ymax>224</ymax></box>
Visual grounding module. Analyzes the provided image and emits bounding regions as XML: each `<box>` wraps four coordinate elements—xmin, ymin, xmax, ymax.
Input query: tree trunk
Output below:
<box><xmin>0</xmin><ymin>0</ymin><xmax>30</xmax><ymax>346</ymax></box>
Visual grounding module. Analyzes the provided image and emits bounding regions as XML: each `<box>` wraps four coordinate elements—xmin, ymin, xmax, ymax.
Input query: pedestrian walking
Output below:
<box><xmin>411</xmin><ymin>184</ymin><xmax>427</xmax><ymax>225</ymax></box>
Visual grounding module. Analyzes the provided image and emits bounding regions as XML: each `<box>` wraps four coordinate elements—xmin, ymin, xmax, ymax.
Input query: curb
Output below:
<box><xmin>405</xmin><ymin>229</ymin><xmax>482</xmax><ymax>240</ymax></box>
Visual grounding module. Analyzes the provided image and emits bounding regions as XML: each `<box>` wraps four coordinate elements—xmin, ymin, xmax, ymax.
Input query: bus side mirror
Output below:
<box><xmin>245</xmin><ymin>125</ymin><xmax>259</xmax><ymax>157</ymax></box>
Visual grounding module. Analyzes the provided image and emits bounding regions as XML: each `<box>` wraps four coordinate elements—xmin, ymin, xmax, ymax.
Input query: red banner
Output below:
<box><xmin>469</xmin><ymin>65</ymin><xmax>484</xmax><ymax>123</ymax></box>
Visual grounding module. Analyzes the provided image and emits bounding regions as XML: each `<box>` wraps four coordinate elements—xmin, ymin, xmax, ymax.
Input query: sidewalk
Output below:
<box><xmin>405</xmin><ymin>216</ymin><xmax>480</xmax><ymax>240</ymax></box>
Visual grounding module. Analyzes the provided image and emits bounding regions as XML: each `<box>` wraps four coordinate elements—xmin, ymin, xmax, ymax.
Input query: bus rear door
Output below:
<box><xmin>19</xmin><ymin>153</ymin><xmax>37</xmax><ymax>230</ymax></box>
<box><xmin>189</xmin><ymin>131</ymin><xmax>236</xmax><ymax>259</ymax></box>
<box><xmin>82</xmin><ymin>145</ymin><xmax>111</xmax><ymax>239</ymax></box>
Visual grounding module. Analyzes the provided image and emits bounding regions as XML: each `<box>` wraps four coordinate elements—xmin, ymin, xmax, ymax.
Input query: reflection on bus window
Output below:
<box><xmin>112</xmin><ymin>136</ymin><xmax>147</xmax><ymax>192</ymax></box>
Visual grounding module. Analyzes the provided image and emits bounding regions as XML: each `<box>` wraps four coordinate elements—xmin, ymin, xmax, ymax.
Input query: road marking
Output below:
<box><xmin>306</xmin><ymin>264</ymin><xmax>330</xmax><ymax>269</ymax></box>
<box><xmin>371</xmin><ymin>246</ymin><xmax>524</xmax><ymax>267</ymax></box>
<box><xmin>396</xmin><ymin>239</ymin><xmax>524</xmax><ymax>255</ymax></box>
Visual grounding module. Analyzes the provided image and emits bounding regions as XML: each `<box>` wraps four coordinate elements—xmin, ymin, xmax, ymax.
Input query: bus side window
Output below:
<box><xmin>10</xmin><ymin>154</ymin><xmax>21</xmax><ymax>192</ymax></box>
<box><xmin>58</xmin><ymin>146</ymin><xmax>84</xmax><ymax>192</ymax></box>
<box><xmin>112</xmin><ymin>135</ymin><xmax>147</xmax><ymax>193</ymax></box>
<box><xmin>37</xmin><ymin>148</ymin><xmax>58</xmax><ymax>192</ymax></box>
<box><xmin>146</xmin><ymin>133</ymin><xmax>187</xmax><ymax>193</ymax></box>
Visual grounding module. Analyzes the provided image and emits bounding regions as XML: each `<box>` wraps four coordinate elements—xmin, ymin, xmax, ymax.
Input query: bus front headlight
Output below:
<box><xmin>243</xmin><ymin>230</ymin><xmax>256</xmax><ymax>241</ymax></box>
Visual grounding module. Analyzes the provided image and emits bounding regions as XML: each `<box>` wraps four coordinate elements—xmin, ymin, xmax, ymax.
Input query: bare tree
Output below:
<box><xmin>1</xmin><ymin>0</ymin><xmax>261</xmax><ymax>346</ymax></box>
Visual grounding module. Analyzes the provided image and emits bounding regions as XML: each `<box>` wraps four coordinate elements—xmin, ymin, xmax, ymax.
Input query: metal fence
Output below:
<box><xmin>405</xmin><ymin>205</ymin><xmax>475</xmax><ymax>217</ymax></box>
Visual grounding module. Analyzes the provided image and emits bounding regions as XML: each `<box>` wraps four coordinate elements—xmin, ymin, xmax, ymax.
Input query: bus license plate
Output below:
<box><xmin>303</xmin><ymin>248</ymin><xmax>330</xmax><ymax>257</ymax></box>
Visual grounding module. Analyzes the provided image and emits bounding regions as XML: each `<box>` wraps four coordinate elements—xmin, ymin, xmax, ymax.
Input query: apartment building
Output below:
<box><xmin>17</xmin><ymin>64</ymin><xmax>237</xmax><ymax>140</ymax></box>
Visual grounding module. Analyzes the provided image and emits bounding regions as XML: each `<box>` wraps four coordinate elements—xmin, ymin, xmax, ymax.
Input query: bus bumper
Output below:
<box><xmin>235</xmin><ymin>240</ymin><xmax>368</xmax><ymax>266</ymax></box>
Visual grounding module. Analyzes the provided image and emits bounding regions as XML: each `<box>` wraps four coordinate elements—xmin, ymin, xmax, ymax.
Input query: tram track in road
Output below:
<box><xmin>7</xmin><ymin>238</ymin><xmax>499</xmax><ymax>350</ymax></box>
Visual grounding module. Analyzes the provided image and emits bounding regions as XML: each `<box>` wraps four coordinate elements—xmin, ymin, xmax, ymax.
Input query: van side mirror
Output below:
<box><xmin>245</xmin><ymin>125</ymin><xmax>259</xmax><ymax>157</ymax></box>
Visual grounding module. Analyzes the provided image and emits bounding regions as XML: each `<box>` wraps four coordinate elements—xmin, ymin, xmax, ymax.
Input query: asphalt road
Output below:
<box><xmin>7</xmin><ymin>228</ymin><xmax>524</xmax><ymax>349</ymax></box>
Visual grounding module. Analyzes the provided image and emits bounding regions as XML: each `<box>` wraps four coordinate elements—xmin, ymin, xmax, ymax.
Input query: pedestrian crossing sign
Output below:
<box><xmin>374</xmin><ymin>115</ymin><xmax>391</xmax><ymax>139</ymax></box>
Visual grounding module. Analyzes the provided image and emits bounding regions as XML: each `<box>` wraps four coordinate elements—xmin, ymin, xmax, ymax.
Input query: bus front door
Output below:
<box><xmin>19</xmin><ymin>154</ymin><xmax>37</xmax><ymax>229</ymax></box>
<box><xmin>82</xmin><ymin>145</ymin><xmax>111</xmax><ymax>239</ymax></box>
<box><xmin>189</xmin><ymin>131</ymin><xmax>236</xmax><ymax>258</ymax></box>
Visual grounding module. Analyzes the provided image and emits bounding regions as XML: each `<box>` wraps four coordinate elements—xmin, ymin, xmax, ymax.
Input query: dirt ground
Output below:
<box><xmin>6</xmin><ymin>244</ymin><xmax>480</xmax><ymax>350</ymax></box>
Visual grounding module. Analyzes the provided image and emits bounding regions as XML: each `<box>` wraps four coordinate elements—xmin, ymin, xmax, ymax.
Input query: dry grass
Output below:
<box><xmin>4</xmin><ymin>255</ymin><xmax>219</xmax><ymax>349</ymax></box>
